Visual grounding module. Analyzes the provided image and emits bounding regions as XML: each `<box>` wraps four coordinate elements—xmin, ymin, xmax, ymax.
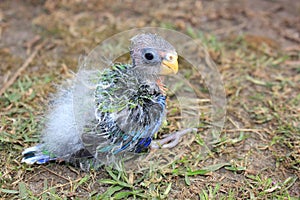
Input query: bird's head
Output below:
<box><xmin>130</xmin><ymin>33</ymin><xmax>178</xmax><ymax>76</ymax></box>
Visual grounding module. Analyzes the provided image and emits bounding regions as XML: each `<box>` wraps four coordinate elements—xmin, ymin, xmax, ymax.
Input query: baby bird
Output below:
<box><xmin>22</xmin><ymin>33</ymin><xmax>180</xmax><ymax>168</ymax></box>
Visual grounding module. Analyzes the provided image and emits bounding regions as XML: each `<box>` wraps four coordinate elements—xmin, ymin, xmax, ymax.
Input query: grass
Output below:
<box><xmin>1</xmin><ymin>3</ymin><xmax>299</xmax><ymax>198</ymax></box>
<box><xmin>1</xmin><ymin>33</ymin><xmax>299</xmax><ymax>199</ymax></box>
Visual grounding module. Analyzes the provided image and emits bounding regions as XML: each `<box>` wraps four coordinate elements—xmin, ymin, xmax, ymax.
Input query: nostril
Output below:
<box><xmin>166</xmin><ymin>54</ymin><xmax>173</xmax><ymax>61</ymax></box>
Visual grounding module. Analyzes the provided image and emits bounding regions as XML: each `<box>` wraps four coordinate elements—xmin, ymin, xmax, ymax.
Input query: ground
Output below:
<box><xmin>0</xmin><ymin>0</ymin><xmax>299</xmax><ymax>199</ymax></box>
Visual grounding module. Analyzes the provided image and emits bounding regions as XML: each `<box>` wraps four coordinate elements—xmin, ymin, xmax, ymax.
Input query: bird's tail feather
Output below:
<box><xmin>22</xmin><ymin>144</ymin><xmax>56</xmax><ymax>164</ymax></box>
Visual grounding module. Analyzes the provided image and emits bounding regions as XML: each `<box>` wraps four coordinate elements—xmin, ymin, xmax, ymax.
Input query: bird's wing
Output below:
<box><xmin>82</xmin><ymin>64</ymin><xmax>166</xmax><ymax>155</ymax></box>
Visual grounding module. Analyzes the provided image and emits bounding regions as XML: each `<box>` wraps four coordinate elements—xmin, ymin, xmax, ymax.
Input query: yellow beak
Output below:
<box><xmin>160</xmin><ymin>52</ymin><xmax>178</xmax><ymax>75</ymax></box>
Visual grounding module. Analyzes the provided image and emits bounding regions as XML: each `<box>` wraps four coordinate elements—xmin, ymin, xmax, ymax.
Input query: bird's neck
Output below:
<box><xmin>129</xmin><ymin>66</ymin><xmax>167</xmax><ymax>94</ymax></box>
<box><xmin>156</xmin><ymin>77</ymin><xmax>167</xmax><ymax>95</ymax></box>
<box><xmin>141</xmin><ymin>75</ymin><xmax>167</xmax><ymax>95</ymax></box>
<box><xmin>130</xmin><ymin>68</ymin><xmax>158</xmax><ymax>82</ymax></box>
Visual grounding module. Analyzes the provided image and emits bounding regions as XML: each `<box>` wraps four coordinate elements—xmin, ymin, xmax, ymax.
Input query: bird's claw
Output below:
<box><xmin>151</xmin><ymin>128</ymin><xmax>197</xmax><ymax>149</ymax></box>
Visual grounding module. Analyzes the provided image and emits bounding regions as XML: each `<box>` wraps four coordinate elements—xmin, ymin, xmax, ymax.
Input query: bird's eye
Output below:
<box><xmin>144</xmin><ymin>52</ymin><xmax>154</xmax><ymax>60</ymax></box>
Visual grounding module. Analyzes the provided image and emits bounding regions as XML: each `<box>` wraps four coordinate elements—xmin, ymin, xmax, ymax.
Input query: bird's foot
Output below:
<box><xmin>150</xmin><ymin>128</ymin><xmax>197</xmax><ymax>149</ymax></box>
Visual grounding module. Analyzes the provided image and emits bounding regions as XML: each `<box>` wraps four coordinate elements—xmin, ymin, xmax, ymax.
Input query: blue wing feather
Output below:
<box><xmin>92</xmin><ymin>64</ymin><xmax>167</xmax><ymax>154</ymax></box>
